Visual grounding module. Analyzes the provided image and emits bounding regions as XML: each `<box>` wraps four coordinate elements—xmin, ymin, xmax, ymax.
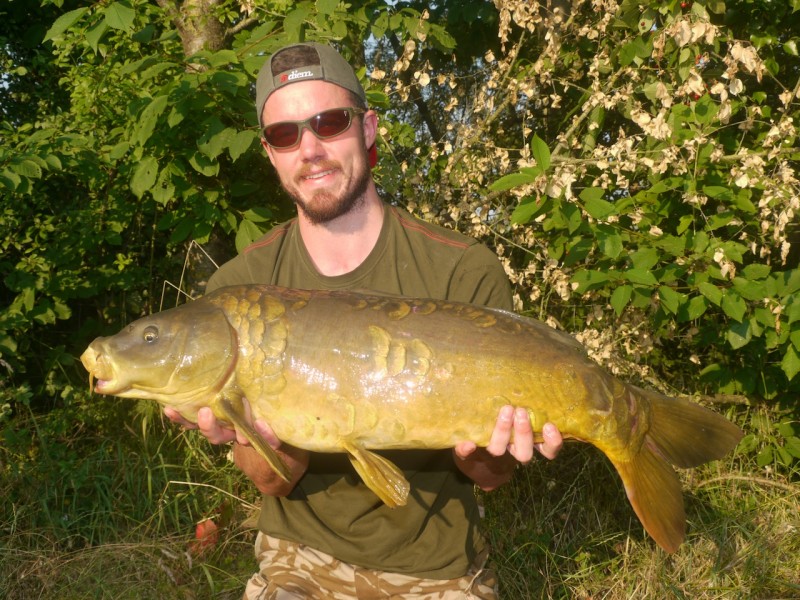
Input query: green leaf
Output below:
<box><xmin>698</xmin><ymin>281</ymin><xmax>723</xmax><ymax>306</ymax></box>
<box><xmin>104</xmin><ymin>1</ymin><xmax>136</xmax><ymax>32</ymax></box>
<box><xmin>571</xmin><ymin>269</ymin><xmax>611</xmax><ymax>293</ymax></box>
<box><xmin>610</xmin><ymin>285</ymin><xmax>633</xmax><ymax>316</ymax></box>
<box><xmin>622</xmin><ymin>268</ymin><xmax>658</xmax><ymax>286</ymax></box>
<box><xmin>489</xmin><ymin>168</ymin><xmax>541</xmax><ymax>192</ymax></box>
<box><xmin>721</xmin><ymin>291</ymin><xmax>747</xmax><ymax>322</ymax></box>
<box><xmin>235</xmin><ymin>219</ymin><xmax>264</xmax><ymax>253</ymax></box>
<box><xmin>14</xmin><ymin>159</ymin><xmax>43</xmax><ymax>180</ymax></box>
<box><xmin>317</xmin><ymin>0</ymin><xmax>339</xmax><ymax>15</ymax></box>
<box><xmin>732</xmin><ymin>277</ymin><xmax>766</xmax><ymax>302</ymax></box>
<box><xmin>170</xmin><ymin>218</ymin><xmax>194</xmax><ymax>244</ymax></box>
<box><xmin>743</xmin><ymin>264</ymin><xmax>771</xmax><ymax>280</ymax></box>
<box><xmin>598</xmin><ymin>228</ymin><xmax>624</xmax><ymax>259</ymax></box>
<box><xmin>188</xmin><ymin>152</ymin><xmax>219</xmax><ymax>177</ymax></box>
<box><xmin>737</xmin><ymin>433</ymin><xmax>758</xmax><ymax>454</ymax></box>
<box><xmin>791</xmin><ymin>329</ymin><xmax>800</xmax><ymax>351</ymax></box>
<box><xmin>44</xmin><ymin>7</ymin><xmax>88</xmax><ymax>41</ymax></box>
<box><xmin>85</xmin><ymin>20</ymin><xmax>108</xmax><ymax>53</ymax></box>
<box><xmin>531</xmin><ymin>135</ymin><xmax>551</xmax><ymax>171</ymax></box>
<box><xmin>207</xmin><ymin>49</ymin><xmax>239</xmax><ymax>68</ymax></box>
<box><xmin>284</xmin><ymin>5</ymin><xmax>312</xmax><ymax>41</ymax></box>
<box><xmin>777</xmin><ymin>422</ymin><xmax>797</xmax><ymax>439</ymax></box>
<box><xmin>776</xmin><ymin>446</ymin><xmax>793</xmax><ymax>466</ymax></box>
<box><xmin>151</xmin><ymin>168</ymin><xmax>175</xmax><ymax>205</ymax></box>
<box><xmin>130</xmin><ymin>155</ymin><xmax>159</xmax><ymax>198</ymax></box>
<box><xmin>630</xmin><ymin>247</ymin><xmax>659</xmax><ymax>271</ymax></box>
<box><xmin>785</xmin><ymin>436</ymin><xmax>800</xmax><ymax>459</ymax></box>
<box><xmin>756</xmin><ymin>446</ymin><xmax>773</xmax><ymax>467</ymax></box>
<box><xmin>0</xmin><ymin>168</ymin><xmax>21</xmax><ymax>191</ymax></box>
<box><xmin>198</xmin><ymin>123</ymin><xmax>233</xmax><ymax>159</ymax></box>
<box><xmin>132</xmin><ymin>95</ymin><xmax>169</xmax><ymax>147</ymax></box>
<box><xmin>727</xmin><ymin>320</ymin><xmax>752</xmax><ymax>349</ymax></box>
<box><xmin>243</xmin><ymin>207</ymin><xmax>273</xmax><ymax>223</ymax></box>
<box><xmin>511</xmin><ymin>196</ymin><xmax>549</xmax><ymax>225</ymax></box>
<box><xmin>582</xmin><ymin>188</ymin><xmax>616</xmax><ymax>219</ymax></box>
<box><xmin>229</xmin><ymin>130</ymin><xmax>257</xmax><ymax>161</ymax></box>
<box><xmin>781</xmin><ymin>345</ymin><xmax>800</xmax><ymax>380</ymax></box>
<box><xmin>658</xmin><ymin>286</ymin><xmax>685</xmax><ymax>314</ymax></box>
<box><xmin>678</xmin><ymin>295</ymin><xmax>708</xmax><ymax>322</ymax></box>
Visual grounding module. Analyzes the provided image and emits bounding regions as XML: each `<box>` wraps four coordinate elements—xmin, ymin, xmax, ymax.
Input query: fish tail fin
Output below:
<box><xmin>612</xmin><ymin>386</ymin><xmax>743</xmax><ymax>553</ymax></box>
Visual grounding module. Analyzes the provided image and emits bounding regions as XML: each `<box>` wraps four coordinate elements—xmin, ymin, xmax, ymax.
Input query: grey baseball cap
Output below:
<box><xmin>254</xmin><ymin>42</ymin><xmax>367</xmax><ymax>127</ymax></box>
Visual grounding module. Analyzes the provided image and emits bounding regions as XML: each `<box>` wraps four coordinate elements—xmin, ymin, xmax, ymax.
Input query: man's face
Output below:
<box><xmin>261</xmin><ymin>81</ymin><xmax>375</xmax><ymax>225</ymax></box>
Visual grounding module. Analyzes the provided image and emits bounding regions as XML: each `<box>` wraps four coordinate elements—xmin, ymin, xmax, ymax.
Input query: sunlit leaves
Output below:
<box><xmin>130</xmin><ymin>156</ymin><xmax>159</xmax><ymax>198</ymax></box>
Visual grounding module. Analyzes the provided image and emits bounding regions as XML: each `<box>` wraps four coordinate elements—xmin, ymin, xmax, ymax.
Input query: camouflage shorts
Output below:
<box><xmin>242</xmin><ymin>532</ymin><xmax>499</xmax><ymax>599</ymax></box>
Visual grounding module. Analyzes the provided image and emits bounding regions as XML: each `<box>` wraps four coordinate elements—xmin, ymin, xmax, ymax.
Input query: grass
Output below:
<box><xmin>482</xmin><ymin>440</ymin><xmax>800</xmax><ymax>599</ymax></box>
<box><xmin>1</xmin><ymin>400</ymin><xmax>798</xmax><ymax>599</ymax></box>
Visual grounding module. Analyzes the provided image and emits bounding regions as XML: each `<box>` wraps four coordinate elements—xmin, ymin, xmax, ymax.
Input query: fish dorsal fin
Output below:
<box><xmin>218</xmin><ymin>397</ymin><xmax>292</xmax><ymax>482</ymax></box>
<box><xmin>341</xmin><ymin>440</ymin><xmax>410</xmax><ymax>508</ymax></box>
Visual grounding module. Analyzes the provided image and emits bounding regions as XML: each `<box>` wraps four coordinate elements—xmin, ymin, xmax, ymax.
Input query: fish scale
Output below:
<box><xmin>80</xmin><ymin>283</ymin><xmax>743</xmax><ymax>553</ymax></box>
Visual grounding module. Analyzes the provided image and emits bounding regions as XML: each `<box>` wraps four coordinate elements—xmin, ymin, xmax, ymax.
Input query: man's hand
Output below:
<box><xmin>164</xmin><ymin>406</ymin><xmax>240</xmax><ymax>444</ymax></box>
<box><xmin>163</xmin><ymin>403</ymin><xmax>309</xmax><ymax>495</ymax></box>
<box><xmin>453</xmin><ymin>405</ymin><xmax>563</xmax><ymax>491</ymax></box>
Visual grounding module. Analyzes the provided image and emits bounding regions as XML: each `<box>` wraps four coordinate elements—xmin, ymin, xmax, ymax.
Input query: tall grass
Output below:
<box><xmin>1</xmin><ymin>400</ymin><xmax>798</xmax><ymax>599</ymax></box>
<box><xmin>483</xmin><ymin>438</ymin><xmax>800</xmax><ymax>599</ymax></box>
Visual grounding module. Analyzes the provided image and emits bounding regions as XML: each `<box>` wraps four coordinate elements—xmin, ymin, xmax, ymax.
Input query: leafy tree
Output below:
<box><xmin>1</xmin><ymin>1</ymin><xmax>799</xmax><ymax>476</ymax></box>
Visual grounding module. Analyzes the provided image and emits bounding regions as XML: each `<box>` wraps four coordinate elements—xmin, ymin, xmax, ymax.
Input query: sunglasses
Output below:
<box><xmin>262</xmin><ymin>107</ymin><xmax>367</xmax><ymax>149</ymax></box>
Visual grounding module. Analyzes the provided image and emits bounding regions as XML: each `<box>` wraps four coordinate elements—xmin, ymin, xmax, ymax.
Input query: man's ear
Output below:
<box><xmin>260</xmin><ymin>137</ymin><xmax>277</xmax><ymax>166</ymax></box>
<box><xmin>362</xmin><ymin>109</ymin><xmax>378</xmax><ymax>151</ymax></box>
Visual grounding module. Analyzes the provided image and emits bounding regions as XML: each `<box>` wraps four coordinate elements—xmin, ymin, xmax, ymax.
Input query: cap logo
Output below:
<box><xmin>280</xmin><ymin>69</ymin><xmax>315</xmax><ymax>84</ymax></box>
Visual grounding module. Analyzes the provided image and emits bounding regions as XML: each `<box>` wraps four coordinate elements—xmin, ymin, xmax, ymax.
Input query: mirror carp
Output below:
<box><xmin>80</xmin><ymin>284</ymin><xmax>743</xmax><ymax>553</ymax></box>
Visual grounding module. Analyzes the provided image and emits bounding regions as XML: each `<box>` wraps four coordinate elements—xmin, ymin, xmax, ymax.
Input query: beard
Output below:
<box><xmin>282</xmin><ymin>151</ymin><xmax>371</xmax><ymax>225</ymax></box>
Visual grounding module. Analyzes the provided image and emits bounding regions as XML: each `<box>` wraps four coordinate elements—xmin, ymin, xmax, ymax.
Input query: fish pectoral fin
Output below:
<box><xmin>218</xmin><ymin>397</ymin><xmax>291</xmax><ymax>483</ymax></box>
<box><xmin>341</xmin><ymin>440</ymin><xmax>410</xmax><ymax>508</ymax></box>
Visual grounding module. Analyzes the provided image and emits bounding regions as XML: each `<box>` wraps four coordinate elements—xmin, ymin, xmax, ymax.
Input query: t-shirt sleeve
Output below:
<box><xmin>447</xmin><ymin>243</ymin><xmax>513</xmax><ymax>311</ymax></box>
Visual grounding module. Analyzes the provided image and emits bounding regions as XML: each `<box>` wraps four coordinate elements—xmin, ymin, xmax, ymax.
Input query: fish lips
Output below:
<box><xmin>81</xmin><ymin>345</ymin><xmax>130</xmax><ymax>395</ymax></box>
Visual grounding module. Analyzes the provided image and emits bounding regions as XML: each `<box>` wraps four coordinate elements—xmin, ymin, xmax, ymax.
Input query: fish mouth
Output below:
<box><xmin>92</xmin><ymin>376</ymin><xmax>129</xmax><ymax>396</ymax></box>
<box><xmin>81</xmin><ymin>347</ymin><xmax>129</xmax><ymax>395</ymax></box>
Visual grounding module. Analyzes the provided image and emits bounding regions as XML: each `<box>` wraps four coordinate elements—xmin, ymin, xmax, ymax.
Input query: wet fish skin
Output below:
<box><xmin>80</xmin><ymin>284</ymin><xmax>743</xmax><ymax>553</ymax></box>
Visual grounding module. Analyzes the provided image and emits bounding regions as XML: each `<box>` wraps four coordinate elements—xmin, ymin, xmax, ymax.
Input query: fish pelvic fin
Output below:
<box><xmin>218</xmin><ymin>397</ymin><xmax>291</xmax><ymax>483</ymax></box>
<box><xmin>614</xmin><ymin>387</ymin><xmax>743</xmax><ymax>553</ymax></box>
<box><xmin>341</xmin><ymin>440</ymin><xmax>410</xmax><ymax>508</ymax></box>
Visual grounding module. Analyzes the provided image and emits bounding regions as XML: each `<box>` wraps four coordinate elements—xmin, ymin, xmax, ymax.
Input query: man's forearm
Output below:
<box><xmin>233</xmin><ymin>442</ymin><xmax>309</xmax><ymax>496</ymax></box>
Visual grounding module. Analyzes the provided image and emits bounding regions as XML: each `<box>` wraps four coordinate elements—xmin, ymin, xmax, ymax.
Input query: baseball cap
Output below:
<box><xmin>254</xmin><ymin>42</ymin><xmax>367</xmax><ymax>127</ymax></box>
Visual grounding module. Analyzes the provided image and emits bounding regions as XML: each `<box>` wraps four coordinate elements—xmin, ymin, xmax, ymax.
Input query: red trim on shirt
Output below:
<box><xmin>243</xmin><ymin>221</ymin><xmax>294</xmax><ymax>254</ymax></box>
<box><xmin>390</xmin><ymin>207</ymin><xmax>470</xmax><ymax>249</ymax></box>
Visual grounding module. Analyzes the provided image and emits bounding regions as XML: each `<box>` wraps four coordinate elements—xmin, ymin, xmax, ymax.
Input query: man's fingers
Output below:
<box><xmin>486</xmin><ymin>405</ymin><xmax>514</xmax><ymax>456</ymax></box>
<box><xmin>194</xmin><ymin>406</ymin><xmax>237</xmax><ymax>444</ymax></box>
<box><xmin>507</xmin><ymin>408</ymin><xmax>534</xmax><ymax>464</ymax></box>
<box><xmin>453</xmin><ymin>440</ymin><xmax>477</xmax><ymax>460</ymax></box>
<box><xmin>534</xmin><ymin>422</ymin><xmax>563</xmax><ymax>460</ymax></box>
<box><xmin>164</xmin><ymin>406</ymin><xmax>196</xmax><ymax>429</ymax></box>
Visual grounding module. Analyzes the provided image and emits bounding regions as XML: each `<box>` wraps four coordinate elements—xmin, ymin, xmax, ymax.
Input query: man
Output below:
<box><xmin>167</xmin><ymin>42</ymin><xmax>562</xmax><ymax>598</ymax></box>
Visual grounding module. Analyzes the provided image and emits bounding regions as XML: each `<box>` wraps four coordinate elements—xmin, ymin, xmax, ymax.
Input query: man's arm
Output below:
<box><xmin>164</xmin><ymin>405</ymin><xmax>309</xmax><ymax>496</ymax></box>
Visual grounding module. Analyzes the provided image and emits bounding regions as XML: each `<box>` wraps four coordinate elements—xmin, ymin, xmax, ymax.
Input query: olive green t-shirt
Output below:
<box><xmin>207</xmin><ymin>204</ymin><xmax>512</xmax><ymax>579</ymax></box>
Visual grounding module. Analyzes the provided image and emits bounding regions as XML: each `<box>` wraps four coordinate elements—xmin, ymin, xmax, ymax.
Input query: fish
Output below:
<box><xmin>80</xmin><ymin>284</ymin><xmax>743</xmax><ymax>553</ymax></box>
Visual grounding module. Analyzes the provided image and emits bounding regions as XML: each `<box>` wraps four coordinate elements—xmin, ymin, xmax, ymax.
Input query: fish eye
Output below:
<box><xmin>143</xmin><ymin>325</ymin><xmax>159</xmax><ymax>343</ymax></box>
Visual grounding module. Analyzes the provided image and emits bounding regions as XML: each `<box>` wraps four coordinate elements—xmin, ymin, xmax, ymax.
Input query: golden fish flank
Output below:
<box><xmin>80</xmin><ymin>284</ymin><xmax>743</xmax><ymax>554</ymax></box>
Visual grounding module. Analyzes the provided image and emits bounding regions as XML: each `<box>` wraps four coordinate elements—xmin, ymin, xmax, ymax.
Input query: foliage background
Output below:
<box><xmin>1</xmin><ymin>0</ymin><xmax>799</xmax><ymax>597</ymax></box>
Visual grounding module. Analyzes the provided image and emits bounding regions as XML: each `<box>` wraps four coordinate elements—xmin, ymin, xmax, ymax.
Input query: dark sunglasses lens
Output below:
<box><xmin>264</xmin><ymin>123</ymin><xmax>300</xmax><ymax>148</ymax></box>
<box><xmin>312</xmin><ymin>110</ymin><xmax>352</xmax><ymax>137</ymax></box>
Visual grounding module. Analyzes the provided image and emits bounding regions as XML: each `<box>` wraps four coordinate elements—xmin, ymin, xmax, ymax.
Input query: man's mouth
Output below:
<box><xmin>303</xmin><ymin>168</ymin><xmax>336</xmax><ymax>181</ymax></box>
